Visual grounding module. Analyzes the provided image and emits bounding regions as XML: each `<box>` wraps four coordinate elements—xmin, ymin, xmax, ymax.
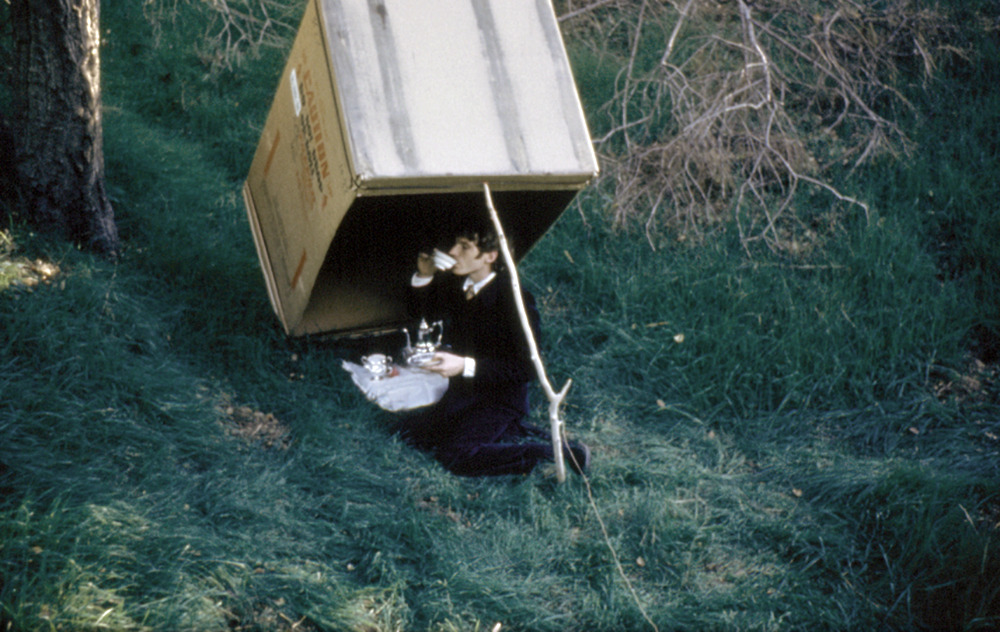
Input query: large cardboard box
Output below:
<box><xmin>243</xmin><ymin>0</ymin><xmax>598</xmax><ymax>336</ymax></box>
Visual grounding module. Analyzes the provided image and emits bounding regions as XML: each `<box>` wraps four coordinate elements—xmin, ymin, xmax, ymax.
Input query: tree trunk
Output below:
<box><xmin>10</xmin><ymin>0</ymin><xmax>118</xmax><ymax>256</ymax></box>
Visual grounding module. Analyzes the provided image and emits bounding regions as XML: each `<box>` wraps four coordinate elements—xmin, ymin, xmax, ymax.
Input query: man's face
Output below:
<box><xmin>448</xmin><ymin>236</ymin><xmax>497</xmax><ymax>282</ymax></box>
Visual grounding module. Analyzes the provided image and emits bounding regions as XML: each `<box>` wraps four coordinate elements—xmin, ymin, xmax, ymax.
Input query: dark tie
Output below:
<box><xmin>465</xmin><ymin>285</ymin><xmax>476</xmax><ymax>300</ymax></box>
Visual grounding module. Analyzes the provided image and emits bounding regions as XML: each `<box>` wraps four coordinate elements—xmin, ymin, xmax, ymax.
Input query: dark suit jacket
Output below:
<box><xmin>409</xmin><ymin>271</ymin><xmax>541</xmax><ymax>416</ymax></box>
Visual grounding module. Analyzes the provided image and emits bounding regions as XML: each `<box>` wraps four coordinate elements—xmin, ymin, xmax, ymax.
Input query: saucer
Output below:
<box><xmin>407</xmin><ymin>352</ymin><xmax>439</xmax><ymax>367</ymax></box>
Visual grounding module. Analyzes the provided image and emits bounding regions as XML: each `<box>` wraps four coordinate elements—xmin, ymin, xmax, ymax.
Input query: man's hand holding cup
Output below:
<box><xmin>416</xmin><ymin>251</ymin><xmax>437</xmax><ymax>278</ymax></box>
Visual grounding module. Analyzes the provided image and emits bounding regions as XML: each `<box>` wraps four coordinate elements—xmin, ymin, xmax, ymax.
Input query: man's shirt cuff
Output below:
<box><xmin>463</xmin><ymin>357</ymin><xmax>476</xmax><ymax>378</ymax></box>
<box><xmin>411</xmin><ymin>273</ymin><xmax>433</xmax><ymax>287</ymax></box>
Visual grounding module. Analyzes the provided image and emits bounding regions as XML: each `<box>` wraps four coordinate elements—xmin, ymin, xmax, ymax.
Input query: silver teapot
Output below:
<box><xmin>401</xmin><ymin>318</ymin><xmax>444</xmax><ymax>367</ymax></box>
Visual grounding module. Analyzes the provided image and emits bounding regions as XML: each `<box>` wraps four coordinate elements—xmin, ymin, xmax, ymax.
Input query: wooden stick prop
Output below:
<box><xmin>482</xmin><ymin>183</ymin><xmax>570</xmax><ymax>482</ymax></box>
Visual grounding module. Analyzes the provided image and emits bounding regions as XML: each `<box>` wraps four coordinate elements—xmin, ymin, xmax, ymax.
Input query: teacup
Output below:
<box><xmin>432</xmin><ymin>249</ymin><xmax>457</xmax><ymax>271</ymax></box>
<box><xmin>361</xmin><ymin>353</ymin><xmax>392</xmax><ymax>379</ymax></box>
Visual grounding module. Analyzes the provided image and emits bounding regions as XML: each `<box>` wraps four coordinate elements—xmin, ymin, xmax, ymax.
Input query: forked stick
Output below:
<box><xmin>483</xmin><ymin>183</ymin><xmax>570</xmax><ymax>482</ymax></box>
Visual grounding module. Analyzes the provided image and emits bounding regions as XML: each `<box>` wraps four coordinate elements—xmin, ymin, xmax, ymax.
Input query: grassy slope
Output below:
<box><xmin>2</xmin><ymin>2</ymin><xmax>999</xmax><ymax>631</ymax></box>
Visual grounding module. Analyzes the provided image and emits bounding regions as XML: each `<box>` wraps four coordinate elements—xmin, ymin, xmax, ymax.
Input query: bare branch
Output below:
<box><xmin>660</xmin><ymin>0</ymin><xmax>693</xmax><ymax>67</ymax></box>
<box><xmin>558</xmin><ymin>0</ymin><xmax>617</xmax><ymax>23</ymax></box>
<box><xmin>483</xmin><ymin>184</ymin><xmax>570</xmax><ymax>483</ymax></box>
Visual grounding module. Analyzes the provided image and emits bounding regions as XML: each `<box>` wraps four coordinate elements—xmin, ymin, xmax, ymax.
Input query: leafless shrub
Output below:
<box><xmin>198</xmin><ymin>0</ymin><xmax>299</xmax><ymax>71</ymax></box>
<box><xmin>558</xmin><ymin>0</ymin><xmax>956</xmax><ymax>251</ymax></box>
<box><xmin>143</xmin><ymin>0</ymin><xmax>299</xmax><ymax>72</ymax></box>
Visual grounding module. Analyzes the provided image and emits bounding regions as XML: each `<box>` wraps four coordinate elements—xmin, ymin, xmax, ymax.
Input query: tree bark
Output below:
<box><xmin>10</xmin><ymin>0</ymin><xmax>118</xmax><ymax>256</ymax></box>
<box><xmin>0</xmin><ymin>116</ymin><xmax>17</xmax><ymax>221</ymax></box>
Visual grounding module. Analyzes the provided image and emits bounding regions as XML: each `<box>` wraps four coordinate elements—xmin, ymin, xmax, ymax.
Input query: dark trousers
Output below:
<box><xmin>396</xmin><ymin>395</ymin><xmax>554</xmax><ymax>476</ymax></box>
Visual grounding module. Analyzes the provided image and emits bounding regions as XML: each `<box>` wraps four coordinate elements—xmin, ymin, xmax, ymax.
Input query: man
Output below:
<box><xmin>396</xmin><ymin>214</ymin><xmax>590</xmax><ymax>477</ymax></box>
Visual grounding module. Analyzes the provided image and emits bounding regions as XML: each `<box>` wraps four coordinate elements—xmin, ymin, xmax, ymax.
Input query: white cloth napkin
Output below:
<box><xmin>342</xmin><ymin>360</ymin><xmax>448</xmax><ymax>412</ymax></box>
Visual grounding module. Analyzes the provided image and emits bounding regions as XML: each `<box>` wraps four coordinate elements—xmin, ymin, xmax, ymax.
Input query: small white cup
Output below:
<box><xmin>361</xmin><ymin>353</ymin><xmax>392</xmax><ymax>378</ymax></box>
<box><xmin>432</xmin><ymin>249</ymin><xmax>457</xmax><ymax>271</ymax></box>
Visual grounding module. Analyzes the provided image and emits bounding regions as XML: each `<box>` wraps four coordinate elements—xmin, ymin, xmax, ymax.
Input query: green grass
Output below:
<box><xmin>2</xmin><ymin>2</ymin><xmax>999</xmax><ymax>631</ymax></box>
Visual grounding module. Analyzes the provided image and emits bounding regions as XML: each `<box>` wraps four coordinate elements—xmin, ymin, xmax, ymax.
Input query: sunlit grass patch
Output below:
<box><xmin>0</xmin><ymin>231</ymin><xmax>61</xmax><ymax>292</ymax></box>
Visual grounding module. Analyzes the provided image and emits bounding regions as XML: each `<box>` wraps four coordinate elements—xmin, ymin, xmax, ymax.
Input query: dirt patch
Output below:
<box><xmin>931</xmin><ymin>355</ymin><xmax>998</xmax><ymax>405</ymax></box>
<box><xmin>226</xmin><ymin>597</ymin><xmax>317</xmax><ymax>632</ymax></box>
<box><xmin>220</xmin><ymin>401</ymin><xmax>292</xmax><ymax>450</ymax></box>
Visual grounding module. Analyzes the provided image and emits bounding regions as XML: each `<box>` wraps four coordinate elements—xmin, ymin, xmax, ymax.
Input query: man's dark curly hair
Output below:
<box><xmin>452</xmin><ymin>210</ymin><xmax>510</xmax><ymax>271</ymax></box>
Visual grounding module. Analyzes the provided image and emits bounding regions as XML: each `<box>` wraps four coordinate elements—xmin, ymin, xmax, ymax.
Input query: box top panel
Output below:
<box><xmin>319</xmin><ymin>0</ymin><xmax>598</xmax><ymax>184</ymax></box>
